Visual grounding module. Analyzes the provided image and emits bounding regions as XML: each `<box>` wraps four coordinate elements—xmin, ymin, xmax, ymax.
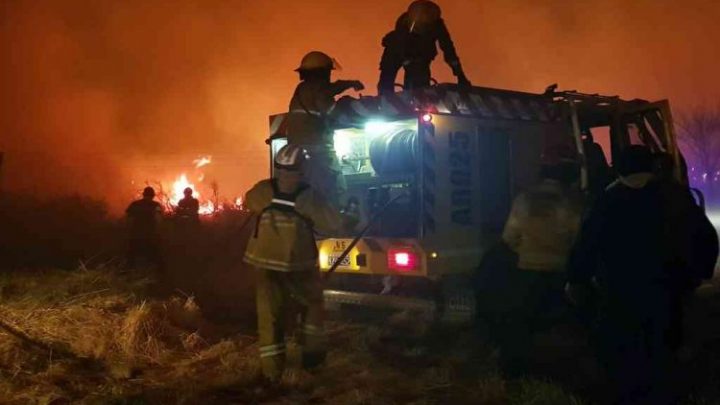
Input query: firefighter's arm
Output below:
<box><xmin>244</xmin><ymin>181</ymin><xmax>273</xmax><ymax>214</ymax></box>
<box><xmin>329</xmin><ymin>80</ymin><xmax>365</xmax><ymax>95</ymax></box>
<box><xmin>298</xmin><ymin>191</ymin><xmax>358</xmax><ymax>234</ymax></box>
<box><xmin>153</xmin><ymin>203</ymin><xmax>164</xmax><ymax>222</ymax></box>
<box><xmin>501</xmin><ymin>195</ymin><xmax>524</xmax><ymax>251</ymax></box>
<box><xmin>124</xmin><ymin>205</ymin><xmax>134</xmax><ymax>227</ymax></box>
<box><xmin>437</xmin><ymin>19</ymin><xmax>471</xmax><ymax>87</ymax></box>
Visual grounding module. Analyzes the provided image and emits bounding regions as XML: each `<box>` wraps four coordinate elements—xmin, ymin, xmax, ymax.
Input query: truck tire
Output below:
<box><xmin>436</xmin><ymin>275</ymin><xmax>477</xmax><ymax>325</ymax></box>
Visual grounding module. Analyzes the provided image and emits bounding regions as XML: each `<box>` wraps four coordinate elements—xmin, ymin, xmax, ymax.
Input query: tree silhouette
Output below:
<box><xmin>677</xmin><ymin>106</ymin><xmax>720</xmax><ymax>203</ymax></box>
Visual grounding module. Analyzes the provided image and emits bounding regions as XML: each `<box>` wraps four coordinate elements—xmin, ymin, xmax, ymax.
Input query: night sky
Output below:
<box><xmin>2</xmin><ymin>0</ymin><xmax>719</xmax><ymax>211</ymax></box>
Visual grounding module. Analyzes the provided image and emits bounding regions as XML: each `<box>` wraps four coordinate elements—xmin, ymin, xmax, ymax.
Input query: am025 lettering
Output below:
<box><xmin>448</xmin><ymin>131</ymin><xmax>473</xmax><ymax>225</ymax></box>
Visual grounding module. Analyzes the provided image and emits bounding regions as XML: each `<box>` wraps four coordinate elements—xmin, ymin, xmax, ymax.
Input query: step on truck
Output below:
<box><xmin>267</xmin><ymin>83</ymin><xmax>688</xmax><ymax>322</ymax></box>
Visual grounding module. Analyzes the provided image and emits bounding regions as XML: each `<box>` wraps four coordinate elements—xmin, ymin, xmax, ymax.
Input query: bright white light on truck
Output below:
<box><xmin>421</xmin><ymin>113</ymin><xmax>433</xmax><ymax>123</ymax></box>
<box><xmin>364</xmin><ymin>120</ymin><xmax>394</xmax><ymax>135</ymax></box>
<box><xmin>333</xmin><ymin>131</ymin><xmax>353</xmax><ymax>158</ymax></box>
<box><xmin>388</xmin><ymin>248</ymin><xmax>417</xmax><ymax>271</ymax></box>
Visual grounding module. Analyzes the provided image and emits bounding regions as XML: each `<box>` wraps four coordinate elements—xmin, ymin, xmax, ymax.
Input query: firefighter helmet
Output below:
<box><xmin>183</xmin><ymin>187</ymin><xmax>193</xmax><ymax>196</ymax></box>
<box><xmin>408</xmin><ymin>1</ymin><xmax>441</xmax><ymax>30</ymax></box>
<box><xmin>274</xmin><ymin>144</ymin><xmax>310</xmax><ymax>171</ymax></box>
<box><xmin>143</xmin><ymin>186</ymin><xmax>155</xmax><ymax>198</ymax></box>
<box><xmin>616</xmin><ymin>145</ymin><xmax>653</xmax><ymax>176</ymax></box>
<box><xmin>295</xmin><ymin>51</ymin><xmax>340</xmax><ymax>72</ymax></box>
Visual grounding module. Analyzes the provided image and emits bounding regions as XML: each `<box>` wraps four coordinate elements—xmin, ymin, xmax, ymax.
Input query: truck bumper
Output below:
<box><xmin>323</xmin><ymin>289</ymin><xmax>436</xmax><ymax>313</ymax></box>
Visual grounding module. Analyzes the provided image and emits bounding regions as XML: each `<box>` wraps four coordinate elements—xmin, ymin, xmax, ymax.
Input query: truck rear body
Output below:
<box><xmin>267</xmin><ymin>84</ymin><xmax>684</xmax><ymax>316</ymax></box>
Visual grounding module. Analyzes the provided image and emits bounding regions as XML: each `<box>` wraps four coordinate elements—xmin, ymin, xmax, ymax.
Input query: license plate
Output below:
<box><xmin>328</xmin><ymin>255</ymin><xmax>351</xmax><ymax>268</ymax></box>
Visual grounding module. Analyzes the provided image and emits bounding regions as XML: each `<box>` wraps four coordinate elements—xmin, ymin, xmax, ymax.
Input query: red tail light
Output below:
<box><xmin>387</xmin><ymin>248</ymin><xmax>417</xmax><ymax>272</ymax></box>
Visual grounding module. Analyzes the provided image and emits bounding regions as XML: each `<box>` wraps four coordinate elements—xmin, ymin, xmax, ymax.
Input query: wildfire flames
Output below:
<box><xmin>170</xmin><ymin>173</ymin><xmax>216</xmax><ymax>215</ymax></box>
<box><xmin>192</xmin><ymin>155</ymin><xmax>212</xmax><ymax>168</ymax></box>
<box><xmin>138</xmin><ymin>155</ymin><xmax>243</xmax><ymax>216</ymax></box>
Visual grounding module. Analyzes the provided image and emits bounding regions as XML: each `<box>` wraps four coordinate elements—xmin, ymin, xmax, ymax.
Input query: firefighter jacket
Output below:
<box><xmin>243</xmin><ymin>179</ymin><xmax>350</xmax><ymax>272</ymax></box>
<box><xmin>380</xmin><ymin>13</ymin><xmax>461</xmax><ymax>71</ymax></box>
<box><xmin>287</xmin><ymin>80</ymin><xmax>356</xmax><ymax>147</ymax></box>
<box><xmin>502</xmin><ymin>180</ymin><xmax>583</xmax><ymax>272</ymax></box>
<box><xmin>126</xmin><ymin>198</ymin><xmax>163</xmax><ymax>239</ymax></box>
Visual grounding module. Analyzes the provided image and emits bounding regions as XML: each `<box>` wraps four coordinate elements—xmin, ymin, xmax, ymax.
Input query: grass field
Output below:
<box><xmin>1</xmin><ymin>196</ymin><xmax>719</xmax><ymax>404</ymax></box>
<box><xmin>2</xmin><ymin>264</ymin><xmax>720</xmax><ymax>404</ymax></box>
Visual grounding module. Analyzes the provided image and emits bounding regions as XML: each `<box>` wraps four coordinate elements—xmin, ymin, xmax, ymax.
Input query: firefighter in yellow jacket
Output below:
<box><xmin>244</xmin><ymin>144</ymin><xmax>356</xmax><ymax>381</ymax></box>
<box><xmin>497</xmin><ymin>158</ymin><xmax>583</xmax><ymax>375</ymax></box>
<box><xmin>287</xmin><ymin>51</ymin><xmax>364</xmax><ymax>208</ymax></box>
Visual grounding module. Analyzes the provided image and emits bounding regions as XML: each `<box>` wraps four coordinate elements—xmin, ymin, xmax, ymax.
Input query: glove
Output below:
<box><xmin>457</xmin><ymin>72</ymin><xmax>471</xmax><ymax>88</ymax></box>
<box><xmin>352</xmin><ymin>80</ymin><xmax>365</xmax><ymax>91</ymax></box>
<box><xmin>449</xmin><ymin>60</ymin><xmax>471</xmax><ymax>88</ymax></box>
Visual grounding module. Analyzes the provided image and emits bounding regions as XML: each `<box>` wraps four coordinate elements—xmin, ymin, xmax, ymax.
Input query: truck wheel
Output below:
<box><xmin>437</xmin><ymin>275</ymin><xmax>477</xmax><ymax>325</ymax></box>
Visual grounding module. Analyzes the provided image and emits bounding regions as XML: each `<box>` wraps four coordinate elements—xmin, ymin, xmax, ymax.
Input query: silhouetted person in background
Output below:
<box><xmin>125</xmin><ymin>186</ymin><xmax>163</xmax><ymax>270</ymax></box>
<box><xmin>378</xmin><ymin>0</ymin><xmax>471</xmax><ymax>95</ymax></box>
<box><xmin>566</xmin><ymin>146</ymin><xmax>718</xmax><ymax>404</ymax></box>
<box><xmin>176</xmin><ymin>187</ymin><xmax>199</xmax><ymax>222</ymax></box>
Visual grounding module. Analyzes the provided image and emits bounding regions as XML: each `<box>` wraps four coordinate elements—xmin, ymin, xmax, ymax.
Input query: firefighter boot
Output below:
<box><xmin>294</xmin><ymin>271</ymin><xmax>327</xmax><ymax>369</ymax></box>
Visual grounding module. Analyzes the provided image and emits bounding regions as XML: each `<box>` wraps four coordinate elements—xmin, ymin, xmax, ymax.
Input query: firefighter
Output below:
<box><xmin>378</xmin><ymin>0</ymin><xmax>471</xmax><ymax>95</ymax></box>
<box><xmin>244</xmin><ymin>144</ymin><xmax>358</xmax><ymax>382</ymax></box>
<box><xmin>125</xmin><ymin>186</ymin><xmax>164</xmax><ymax>269</ymax></box>
<box><xmin>287</xmin><ymin>51</ymin><xmax>364</xmax><ymax>208</ymax></box>
<box><xmin>496</xmin><ymin>157</ymin><xmax>583</xmax><ymax>375</ymax></box>
<box><xmin>176</xmin><ymin>187</ymin><xmax>199</xmax><ymax>222</ymax></box>
<box><xmin>566</xmin><ymin>146</ymin><xmax>718</xmax><ymax>404</ymax></box>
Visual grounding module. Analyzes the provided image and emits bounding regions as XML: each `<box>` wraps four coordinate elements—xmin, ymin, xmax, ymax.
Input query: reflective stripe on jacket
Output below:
<box><xmin>243</xmin><ymin>179</ymin><xmax>347</xmax><ymax>272</ymax></box>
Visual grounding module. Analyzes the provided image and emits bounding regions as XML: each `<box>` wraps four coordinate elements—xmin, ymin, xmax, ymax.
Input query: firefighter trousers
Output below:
<box><xmin>255</xmin><ymin>267</ymin><xmax>326</xmax><ymax>380</ymax></box>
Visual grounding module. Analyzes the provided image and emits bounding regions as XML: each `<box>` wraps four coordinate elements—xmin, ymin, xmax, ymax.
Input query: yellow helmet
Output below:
<box><xmin>295</xmin><ymin>51</ymin><xmax>341</xmax><ymax>72</ymax></box>
<box><xmin>408</xmin><ymin>0</ymin><xmax>441</xmax><ymax>30</ymax></box>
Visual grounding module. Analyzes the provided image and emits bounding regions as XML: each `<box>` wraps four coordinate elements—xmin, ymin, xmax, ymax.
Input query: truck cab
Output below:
<box><xmin>267</xmin><ymin>84</ymin><xmax>685</xmax><ymax>321</ymax></box>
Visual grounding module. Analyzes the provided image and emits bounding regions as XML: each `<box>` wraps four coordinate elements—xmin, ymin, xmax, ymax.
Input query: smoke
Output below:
<box><xmin>1</xmin><ymin>0</ymin><xmax>719</xmax><ymax>212</ymax></box>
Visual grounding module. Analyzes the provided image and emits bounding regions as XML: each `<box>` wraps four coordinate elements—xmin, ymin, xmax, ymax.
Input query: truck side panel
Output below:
<box><xmin>420</xmin><ymin>114</ymin><xmax>571</xmax><ymax>277</ymax></box>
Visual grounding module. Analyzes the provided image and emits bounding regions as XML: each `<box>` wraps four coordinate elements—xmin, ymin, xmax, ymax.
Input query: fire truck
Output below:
<box><xmin>267</xmin><ymin>83</ymin><xmax>685</xmax><ymax>322</ymax></box>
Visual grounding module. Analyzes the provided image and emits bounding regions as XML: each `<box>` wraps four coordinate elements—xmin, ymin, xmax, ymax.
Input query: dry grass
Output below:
<box><xmin>4</xmin><ymin>265</ymin><xmax>720</xmax><ymax>404</ymax></box>
<box><xmin>0</xmin><ymin>266</ymin><xmax>592</xmax><ymax>404</ymax></box>
<box><xmin>0</xmin><ymin>267</ymin><xmax>259</xmax><ymax>404</ymax></box>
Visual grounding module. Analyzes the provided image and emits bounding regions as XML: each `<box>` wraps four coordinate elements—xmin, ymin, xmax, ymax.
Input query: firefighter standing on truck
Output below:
<box><xmin>378</xmin><ymin>0</ymin><xmax>471</xmax><ymax>95</ymax></box>
<box><xmin>244</xmin><ymin>144</ymin><xmax>357</xmax><ymax>382</ymax></box>
<box><xmin>287</xmin><ymin>51</ymin><xmax>364</xmax><ymax>208</ymax></box>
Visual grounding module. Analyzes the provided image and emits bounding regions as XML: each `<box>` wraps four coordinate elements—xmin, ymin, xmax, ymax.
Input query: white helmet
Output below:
<box><xmin>274</xmin><ymin>144</ymin><xmax>310</xmax><ymax>171</ymax></box>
